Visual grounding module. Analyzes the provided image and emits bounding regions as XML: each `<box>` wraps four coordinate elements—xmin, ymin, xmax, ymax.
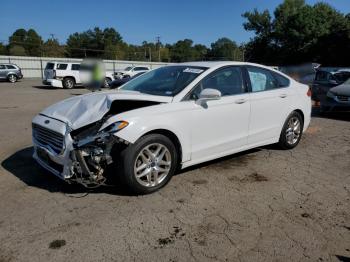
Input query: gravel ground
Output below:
<box><xmin>0</xmin><ymin>79</ymin><xmax>349</xmax><ymax>262</ymax></box>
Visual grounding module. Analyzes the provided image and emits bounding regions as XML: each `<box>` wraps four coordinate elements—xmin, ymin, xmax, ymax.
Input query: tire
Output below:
<box><xmin>62</xmin><ymin>77</ymin><xmax>75</xmax><ymax>89</ymax></box>
<box><xmin>117</xmin><ymin>134</ymin><xmax>178</xmax><ymax>194</ymax></box>
<box><xmin>103</xmin><ymin>77</ymin><xmax>112</xmax><ymax>88</ymax></box>
<box><xmin>278</xmin><ymin>111</ymin><xmax>304</xmax><ymax>150</ymax></box>
<box><xmin>8</xmin><ymin>74</ymin><xmax>17</xmax><ymax>83</ymax></box>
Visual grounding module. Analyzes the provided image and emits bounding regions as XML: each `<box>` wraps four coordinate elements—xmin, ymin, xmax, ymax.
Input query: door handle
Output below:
<box><xmin>235</xmin><ymin>98</ymin><xmax>247</xmax><ymax>104</ymax></box>
<box><xmin>279</xmin><ymin>94</ymin><xmax>288</xmax><ymax>98</ymax></box>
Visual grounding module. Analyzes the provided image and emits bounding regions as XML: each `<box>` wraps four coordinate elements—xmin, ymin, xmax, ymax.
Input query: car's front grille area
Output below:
<box><xmin>32</xmin><ymin>123</ymin><xmax>64</xmax><ymax>154</ymax></box>
<box><xmin>337</xmin><ymin>95</ymin><xmax>350</xmax><ymax>102</ymax></box>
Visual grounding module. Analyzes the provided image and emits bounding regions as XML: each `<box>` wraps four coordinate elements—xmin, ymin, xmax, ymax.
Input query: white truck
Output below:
<box><xmin>43</xmin><ymin>62</ymin><xmax>114</xmax><ymax>89</ymax></box>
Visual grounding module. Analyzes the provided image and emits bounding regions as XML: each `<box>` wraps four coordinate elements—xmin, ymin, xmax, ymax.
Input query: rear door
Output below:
<box><xmin>0</xmin><ymin>64</ymin><xmax>6</xmax><ymax>79</ymax></box>
<box><xmin>245</xmin><ymin>66</ymin><xmax>293</xmax><ymax>146</ymax></box>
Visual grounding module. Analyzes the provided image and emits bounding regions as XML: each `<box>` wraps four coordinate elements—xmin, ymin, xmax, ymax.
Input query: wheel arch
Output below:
<box><xmin>141</xmin><ymin>129</ymin><xmax>183</xmax><ymax>165</ymax></box>
<box><xmin>63</xmin><ymin>76</ymin><xmax>76</xmax><ymax>83</ymax></box>
<box><xmin>293</xmin><ymin>109</ymin><xmax>304</xmax><ymax>123</ymax></box>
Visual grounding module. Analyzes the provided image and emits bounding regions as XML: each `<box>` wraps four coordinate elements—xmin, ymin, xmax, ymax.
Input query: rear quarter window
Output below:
<box><xmin>6</xmin><ymin>65</ymin><xmax>16</xmax><ymax>69</ymax></box>
<box><xmin>273</xmin><ymin>72</ymin><xmax>290</xmax><ymax>87</ymax></box>
<box><xmin>71</xmin><ymin>64</ymin><xmax>80</xmax><ymax>71</ymax></box>
<box><xmin>57</xmin><ymin>63</ymin><xmax>68</xmax><ymax>70</ymax></box>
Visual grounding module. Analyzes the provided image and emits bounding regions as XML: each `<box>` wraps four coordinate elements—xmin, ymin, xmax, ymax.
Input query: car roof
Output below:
<box><xmin>177</xmin><ymin>61</ymin><xmax>274</xmax><ymax>69</ymax></box>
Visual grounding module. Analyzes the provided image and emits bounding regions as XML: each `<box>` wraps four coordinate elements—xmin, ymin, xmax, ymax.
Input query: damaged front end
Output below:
<box><xmin>69</xmin><ymin>120</ymin><xmax>129</xmax><ymax>188</ymax></box>
<box><xmin>32</xmin><ymin>93</ymin><xmax>165</xmax><ymax>188</ymax></box>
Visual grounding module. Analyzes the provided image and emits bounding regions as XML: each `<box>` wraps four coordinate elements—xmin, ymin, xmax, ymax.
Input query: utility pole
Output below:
<box><xmin>156</xmin><ymin>36</ymin><xmax>161</xmax><ymax>62</ymax></box>
<box><xmin>149</xmin><ymin>47</ymin><xmax>152</xmax><ymax>62</ymax></box>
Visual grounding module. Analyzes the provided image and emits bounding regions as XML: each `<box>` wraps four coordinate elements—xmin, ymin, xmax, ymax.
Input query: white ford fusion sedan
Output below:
<box><xmin>32</xmin><ymin>61</ymin><xmax>311</xmax><ymax>194</ymax></box>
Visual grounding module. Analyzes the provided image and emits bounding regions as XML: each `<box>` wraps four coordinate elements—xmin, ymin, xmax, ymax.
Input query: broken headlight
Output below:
<box><xmin>98</xmin><ymin>121</ymin><xmax>128</xmax><ymax>135</ymax></box>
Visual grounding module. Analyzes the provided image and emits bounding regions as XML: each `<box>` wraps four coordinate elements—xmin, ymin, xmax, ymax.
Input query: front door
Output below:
<box><xmin>188</xmin><ymin>66</ymin><xmax>251</xmax><ymax>163</ymax></box>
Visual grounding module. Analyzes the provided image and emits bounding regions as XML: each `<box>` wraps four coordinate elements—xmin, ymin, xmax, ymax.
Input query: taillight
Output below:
<box><xmin>53</xmin><ymin>70</ymin><xmax>56</xmax><ymax>79</ymax></box>
<box><xmin>307</xmin><ymin>87</ymin><xmax>312</xmax><ymax>97</ymax></box>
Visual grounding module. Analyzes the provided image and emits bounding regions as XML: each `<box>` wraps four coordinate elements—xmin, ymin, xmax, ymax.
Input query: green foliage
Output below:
<box><xmin>0</xmin><ymin>43</ymin><xmax>6</xmax><ymax>55</ymax></box>
<box><xmin>66</xmin><ymin>27</ymin><xmax>123</xmax><ymax>58</ymax></box>
<box><xmin>8</xmin><ymin>28</ymin><xmax>43</xmax><ymax>56</ymax></box>
<box><xmin>42</xmin><ymin>39</ymin><xmax>66</xmax><ymax>57</ymax></box>
<box><xmin>209</xmin><ymin>38</ymin><xmax>242</xmax><ymax>61</ymax></box>
<box><xmin>9</xmin><ymin>45</ymin><xmax>26</xmax><ymax>56</ymax></box>
<box><xmin>242</xmin><ymin>0</ymin><xmax>350</xmax><ymax>65</ymax></box>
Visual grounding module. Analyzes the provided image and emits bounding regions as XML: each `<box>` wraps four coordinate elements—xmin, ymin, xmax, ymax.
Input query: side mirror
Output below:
<box><xmin>195</xmin><ymin>88</ymin><xmax>221</xmax><ymax>106</ymax></box>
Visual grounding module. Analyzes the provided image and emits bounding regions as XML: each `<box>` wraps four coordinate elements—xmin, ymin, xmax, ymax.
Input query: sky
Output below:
<box><xmin>1</xmin><ymin>0</ymin><xmax>350</xmax><ymax>47</ymax></box>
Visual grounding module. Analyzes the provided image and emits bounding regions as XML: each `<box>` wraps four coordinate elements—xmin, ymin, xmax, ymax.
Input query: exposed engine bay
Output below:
<box><xmin>69</xmin><ymin>100</ymin><xmax>162</xmax><ymax>188</ymax></box>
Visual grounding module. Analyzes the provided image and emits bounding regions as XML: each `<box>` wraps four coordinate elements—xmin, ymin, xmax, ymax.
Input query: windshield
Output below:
<box><xmin>124</xmin><ymin>66</ymin><xmax>132</xmax><ymax>71</ymax></box>
<box><xmin>120</xmin><ymin>66</ymin><xmax>207</xmax><ymax>96</ymax></box>
<box><xmin>334</xmin><ymin>72</ymin><xmax>350</xmax><ymax>83</ymax></box>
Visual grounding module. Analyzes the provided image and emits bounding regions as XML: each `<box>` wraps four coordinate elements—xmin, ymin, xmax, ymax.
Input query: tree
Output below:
<box><xmin>66</xmin><ymin>27</ymin><xmax>123</xmax><ymax>58</ymax></box>
<box><xmin>209</xmin><ymin>38</ymin><xmax>241</xmax><ymax>60</ymax></box>
<box><xmin>42</xmin><ymin>39</ymin><xmax>65</xmax><ymax>57</ymax></box>
<box><xmin>0</xmin><ymin>43</ymin><xmax>6</xmax><ymax>55</ymax></box>
<box><xmin>25</xmin><ymin>29</ymin><xmax>43</xmax><ymax>56</ymax></box>
<box><xmin>242</xmin><ymin>0</ymin><xmax>350</xmax><ymax>65</ymax></box>
<box><xmin>9</xmin><ymin>45</ymin><xmax>26</xmax><ymax>56</ymax></box>
<box><xmin>8</xmin><ymin>28</ymin><xmax>43</xmax><ymax>56</ymax></box>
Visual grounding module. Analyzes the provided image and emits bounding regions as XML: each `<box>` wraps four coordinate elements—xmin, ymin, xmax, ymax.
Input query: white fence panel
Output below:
<box><xmin>0</xmin><ymin>56</ymin><xmax>172</xmax><ymax>78</ymax></box>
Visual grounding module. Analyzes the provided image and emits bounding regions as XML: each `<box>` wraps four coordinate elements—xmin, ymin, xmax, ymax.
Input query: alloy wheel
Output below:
<box><xmin>285</xmin><ymin>116</ymin><xmax>301</xmax><ymax>145</ymax></box>
<box><xmin>8</xmin><ymin>75</ymin><xmax>16</xmax><ymax>83</ymax></box>
<box><xmin>134</xmin><ymin>143</ymin><xmax>172</xmax><ymax>187</ymax></box>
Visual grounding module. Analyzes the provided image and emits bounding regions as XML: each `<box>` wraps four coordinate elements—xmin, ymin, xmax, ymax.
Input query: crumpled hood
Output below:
<box><xmin>330</xmin><ymin>84</ymin><xmax>350</xmax><ymax>96</ymax></box>
<box><xmin>40</xmin><ymin>90</ymin><xmax>172</xmax><ymax>129</ymax></box>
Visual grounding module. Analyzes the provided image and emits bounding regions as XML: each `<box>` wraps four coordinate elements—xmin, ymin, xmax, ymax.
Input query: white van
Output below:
<box><xmin>43</xmin><ymin>62</ymin><xmax>114</xmax><ymax>89</ymax></box>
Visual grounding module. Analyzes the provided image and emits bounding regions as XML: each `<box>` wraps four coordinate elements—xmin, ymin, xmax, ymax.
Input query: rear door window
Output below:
<box><xmin>246</xmin><ymin>66</ymin><xmax>279</xmax><ymax>92</ymax></box>
<box><xmin>57</xmin><ymin>63</ymin><xmax>68</xmax><ymax>70</ymax></box>
<box><xmin>0</xmin><ymin>65</ymin><xmax>6</xmax><ymax>69</ymax></box>
<box><xmin>273</xmin><ymin>72</ymin><xmax>290</xmax><ymax>87</ymax></box>
<box><xmin>6</xmin><ymin>65</ymin><xmax>16</xmax><ymax>69</ymax></box>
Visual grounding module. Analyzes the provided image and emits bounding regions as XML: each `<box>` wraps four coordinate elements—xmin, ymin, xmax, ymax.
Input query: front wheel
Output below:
<box><xmin>117</xmin><ymin>134</ymin><xmax>178</xmax><ymax>194</ymax></box>
<box><xmin>278</xmin><ymin>111</ymin><xmax>304</xmax><ymax>149</ymax></box>
<box><xmin>8</xmin><ymin>74</ymin><xmax>17</xmax><ymax>83</ymax></box>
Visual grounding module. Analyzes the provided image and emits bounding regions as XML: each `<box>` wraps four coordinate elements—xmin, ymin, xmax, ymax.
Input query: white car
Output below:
<box><xmin>43</xmin><ymin>62</ymin><xmax>114</xmax><ymax>89</ymax></box>
<box><xmin>32</xmin><ymin>61</ymin><xmax>311</xmax><ymax>194</ymax></box>
<box><xmin>114</xmin><ymin>66</ymin><xmax>150</xmax><ymax>79</ymax></box>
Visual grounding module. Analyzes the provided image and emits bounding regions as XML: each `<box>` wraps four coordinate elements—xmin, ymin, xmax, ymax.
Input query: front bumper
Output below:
<box><xmin>320</xmin><ymin>95</ymin><xmax>350</xmax><ymax>111</ymax></box>
<box><xmin>32</xmin><ymin>114</ymin><xmax>74</xmax><ymax>180</ymax></box>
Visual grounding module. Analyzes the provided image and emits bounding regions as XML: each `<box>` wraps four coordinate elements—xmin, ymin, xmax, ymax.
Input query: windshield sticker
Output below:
<box><xmin>183</xmin><ymin>68</ymin><xmax>204</xmax><ymax>74</ymax></box>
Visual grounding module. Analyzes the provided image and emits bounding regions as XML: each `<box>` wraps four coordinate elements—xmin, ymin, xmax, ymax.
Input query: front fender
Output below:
<box><xmin>101</xmin><ymin>113</ymin><xmax>192</xmax><ymax>163</ymax></box>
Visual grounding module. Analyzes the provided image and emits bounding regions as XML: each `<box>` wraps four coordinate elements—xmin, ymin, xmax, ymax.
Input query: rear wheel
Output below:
<box><xmin>117</xmin><ymin>134</ymin><xmax>178</xmax><ymax>194</ymax></box>
<box><xmin>8</xmin><ymin>74</ymin><xmax>17</xmax><ymax>83</ymax></box>
<box><xmin>278</xmin><ymin>111</ymin><xmax>304</xmax><ymax>149</ymax></box>
<box><xmin>62</xmin><ymin>77</ymin><xmax>75</xmax><ymax>89</ymax></box>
